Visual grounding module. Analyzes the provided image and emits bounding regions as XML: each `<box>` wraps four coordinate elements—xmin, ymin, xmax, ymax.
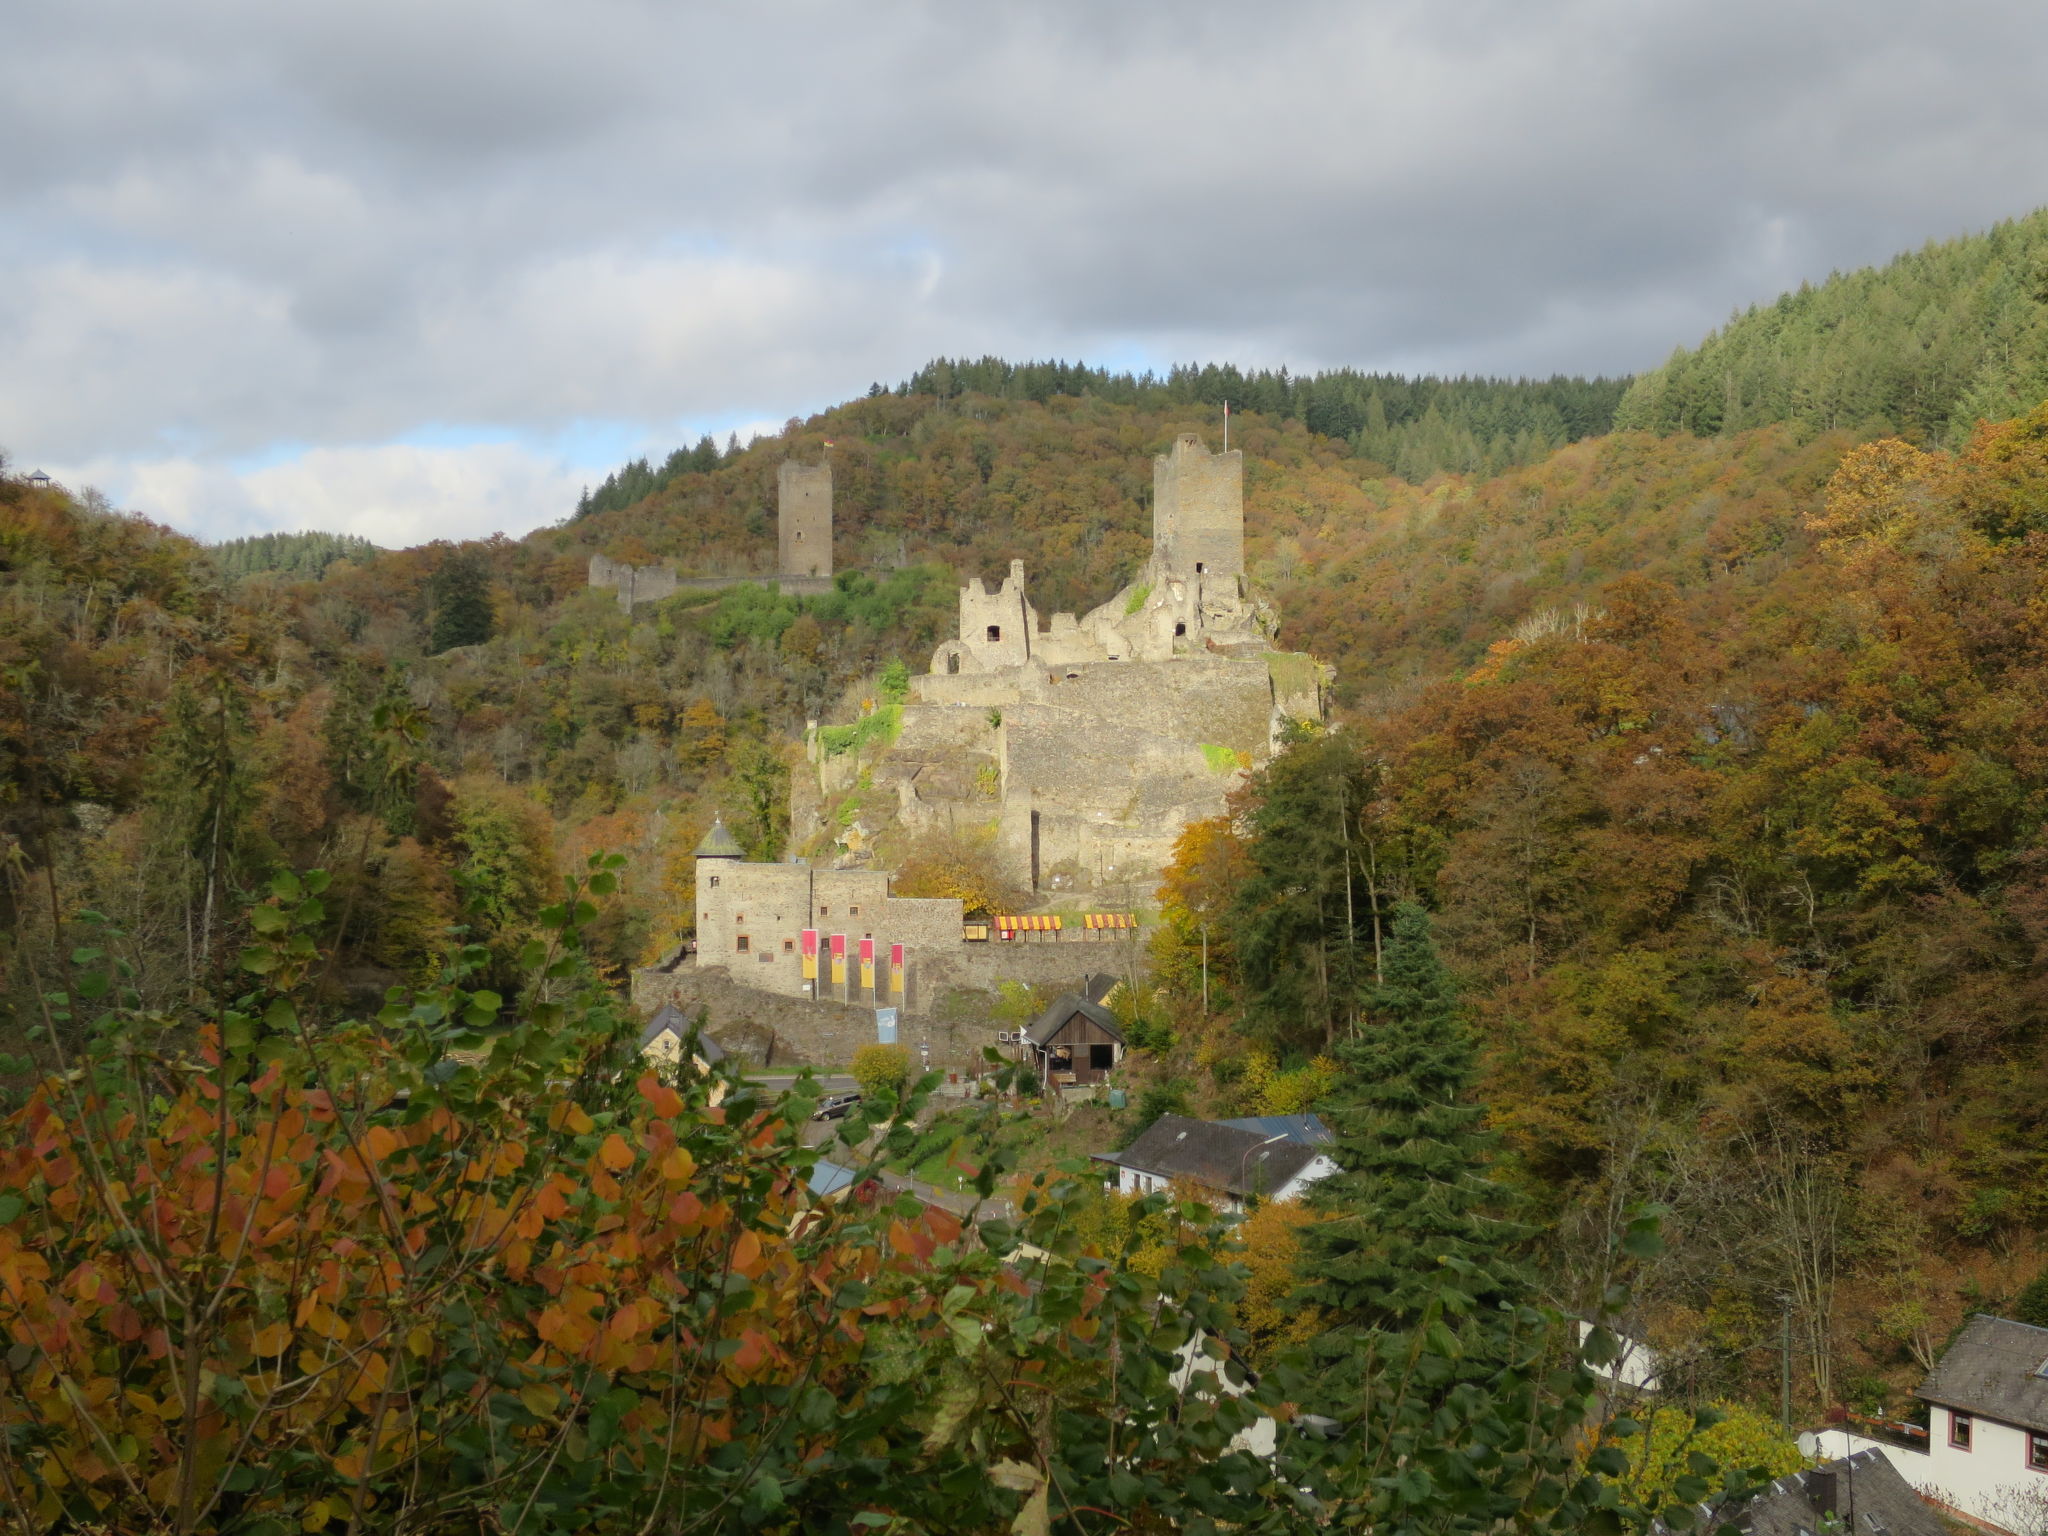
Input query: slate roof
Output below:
<box><xmin>1718</xmin><ymin>1449</ymin><xmax>1943</xmax><ymax>1536</ymax></box>
<box><xmin>1216</xmin><ymin>1114</ymin><xmax>1332</xmax><ymax>1147</ymax></box>
<box><xmin>1081</xmin><ymin>973</ymin><xmax>1120</xmax><ymax>1004</ymax></box>
<box><xmin>1098</xmin><ymin>1113</ymin><xmax>1325</xmax><ymax>1199</ymax></box>
<box><xmin>1915</xmin><ymin>1313</ymin><xmax>2048</xmax><ymax>1432</ymax></box>
<box><xmin>807</xmin><ymin>1160</ymin><xmax>859</xmax><ymax>1199</ymax></box>
<box><xmin>693</xmin><ymin>817</ymin><xmax>745</xmax><ymax>858</ymax></box>
<box><xmin>639</xmin><ymin>1003</ymin><xmax>725</xmax><ymax>1062</ymax></box>
<box><xmin>1023</xmin><ymin>994</ymin><xmax>1125</xmax><ymax>1047</ymax></box>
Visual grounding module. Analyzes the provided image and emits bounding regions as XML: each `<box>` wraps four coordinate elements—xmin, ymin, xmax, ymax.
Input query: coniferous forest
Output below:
<box><xmin>6</xmin><ymin>211</ymin><xmax>2048</xmax><ymax>1532</ymax></box>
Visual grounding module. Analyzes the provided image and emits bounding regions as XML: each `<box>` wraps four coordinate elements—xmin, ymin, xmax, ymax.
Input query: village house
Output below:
<box><xmin>637</xmin><ymin>1003</ymin><xmax>731</xmax><ymax>1104</ymax></box>
<box><xmin>1695</xmin><ymin>1449</ymin><xmax>1945</xmax><ymax>1536</ymax></box>
<box><xmin>1803</xmin><ymin>1312</ymin><xmax>2048</xmax><ymax>1533</ymax></box>
<box><xmin>1095</xmin><ymin>1113</ymin><xmax>1338</xmax><ymax>1213</ymax></box>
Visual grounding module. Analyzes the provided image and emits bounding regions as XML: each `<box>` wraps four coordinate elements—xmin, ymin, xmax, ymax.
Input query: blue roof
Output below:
<box><xmin>807</xmin><ymin>1160</ymin><xmax>859</xmax><ymax>1198</ymax></box>
<box><xmin>1214</xmin><ymin>1114</ymin><xmax>1331</xmax><ymax>1146</ymax></box>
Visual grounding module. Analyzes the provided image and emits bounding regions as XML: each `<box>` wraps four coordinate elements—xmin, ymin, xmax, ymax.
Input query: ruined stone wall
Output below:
<box><xmin>587</xmin><ymin>554</ymin><xmax>682</xmax><ymax>612</ymax></box>
<box><xmin>1152</xmin><ymin>434</ymin><xmax>1244</xmax><ymax>582</ymax></box>
<box><xmin>777</xmin><ymin>461</ymin><xmax>833</xmax><ymax>581</ymax></box>
<box><xmin>955</xmin><ymin>560</ymin><xmax>1037</xmax><ymax>670</ymax></box>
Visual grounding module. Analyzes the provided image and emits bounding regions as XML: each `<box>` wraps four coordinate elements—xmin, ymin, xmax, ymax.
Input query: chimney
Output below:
<box><xmin>1807</xmin><ymin>1468</ymin><xmax>1838</xmax><ymax>1519</ymax></box>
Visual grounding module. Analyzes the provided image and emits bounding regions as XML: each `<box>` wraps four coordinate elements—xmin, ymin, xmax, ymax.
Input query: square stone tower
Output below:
<box><xmin>1151</xmin><ymin>434</ymin><xmax>1243</xmax><ymax>583</ymax></box>
<box><xmin>778</xmin><ymin>461</ymin><xmax>833</xmax><ymax>582</ymax></box>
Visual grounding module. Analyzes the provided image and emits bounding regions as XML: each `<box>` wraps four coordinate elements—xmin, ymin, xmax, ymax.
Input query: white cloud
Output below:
<box><xmin>6</xmin><ymin>0</ymin><xmax>2048</xmax><ymax>541</ymax></box>
<box><xmin>50</xmin><ymin>441</ymin><xmax>586</xmax><ymax>546</ymax></box>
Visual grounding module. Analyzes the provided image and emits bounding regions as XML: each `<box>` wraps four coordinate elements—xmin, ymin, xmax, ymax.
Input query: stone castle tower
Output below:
<box><xmin>778</xmin><ymin>461</ymin><xmax>833</xmax><ymax>592</ymax></box>
<box><xmin>1151</xmin><ymin>433</ymin><xmax>1245</xmax><ymax>583</ymax></box>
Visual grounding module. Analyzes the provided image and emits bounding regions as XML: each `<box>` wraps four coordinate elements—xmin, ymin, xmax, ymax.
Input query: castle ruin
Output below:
<box><xmin>588</xmin><ymin>457</ymin><xmax>836</xmax><ymax>610</ymax></box>
<box><xmin>635</xmin><ymin>433</ymin><xmax>1329</xmax><ymax>1069</ymax></box>
<box><xmin>797</xmin><ymin>433</ymin><xmax>1327</xmax><ymax>895</ymax></box>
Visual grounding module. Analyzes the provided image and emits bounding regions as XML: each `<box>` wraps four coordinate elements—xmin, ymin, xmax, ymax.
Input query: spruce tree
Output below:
<box><xmin>429</xmin><ymin>552</ymin><xmax>493</xmax><ymax>653</ymax></box>
<box><xmin>1296</xmin><ymin>902</ymin><xmax>1529</xmax><ymax>1396</ymax></box>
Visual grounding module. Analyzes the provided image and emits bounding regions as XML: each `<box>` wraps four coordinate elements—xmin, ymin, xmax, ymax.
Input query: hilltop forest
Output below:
<box><xmin>5</xmin><ymin>210</ymin><xmax>2048</xmax><ymax>1528</ymax></box>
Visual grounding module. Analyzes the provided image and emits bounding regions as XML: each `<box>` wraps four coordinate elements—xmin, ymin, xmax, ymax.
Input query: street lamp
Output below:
<box><xmin>1235</xmin><ymin>1132</ymin><xmax>1287</xmax><ymax>1209</ymax></box>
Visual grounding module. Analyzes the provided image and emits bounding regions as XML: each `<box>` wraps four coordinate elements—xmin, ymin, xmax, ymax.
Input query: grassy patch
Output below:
<box><xmin>1123</xmin><ymin>583</ymin><xmax>1152</xmax><ymax>616</ymax></box>
<box><xmin>1199</xmin><ymin>742</ymin><xmax>1249</xmax><ymax>774</ymax></box>
<box><xmin>818</xmin><ymin>703</ymin><xmax>902</xmax><ymax>758</ymax></box>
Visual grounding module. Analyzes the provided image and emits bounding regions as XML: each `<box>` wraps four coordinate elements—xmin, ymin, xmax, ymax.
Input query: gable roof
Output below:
<box><xmin>1023</xmin><ymin>994</ymin><xmax>1125</xmax><ymax>1047</ymax></box>
<box><xmin>1099</xmin><ymin>1113</ymin><xmax>1324</xmax><ymax>1199</ymax></box>
<box><xmin>639</xmin><ymin>1003</ymin><xmax>725</xmax><ymax>1062</ymax></box>
<box><xmin>1716</xmin><ymin>1449</ymin><xmax>1943</xmax><ymax>1536</ymax></box>
<box><xmin>1216</xmin><ymin>1114</ymin><xmax>1332</xmax><ymax>1147</ymax></box>
<box><xmin>1916</xmin><ymin>1313</ymin><xmax>2048</xmax><ymax>1431</ymax></box>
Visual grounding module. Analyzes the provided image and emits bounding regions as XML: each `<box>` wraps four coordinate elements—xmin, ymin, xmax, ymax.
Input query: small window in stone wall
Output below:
<box><xmin>736</xmin><ymin>935</ymin><xmax>750</xmax><ymax>953</ymax></box>
<box><xmin>1195</xmin><ymin>561</ymin><xmax>1206</xmax><ymax>573</ymax></box>
<box><xmin>987</xmin><ymin>625</ymin><xmax>1001</xmax><ymax>642</ymax></box>
<box><xmin>1951</xmin><ymin>1412</ymin><xmax>1973</xmax><ymax>1449</ymax></box>
<box><xmin>709</xmin><ymin>875</ymin><xmax>720</xmax><ymax>888</ymax></box>
<box><xmin>783</xmin><ymin>938</ymin><xmax>794</xmax><ymax>952</ymax></box>
<box><xmin>1174</xmin><ymin>622</ymin><xmax>1186</xmax><ymax>637</ymax></box>
<box><xmin>2030</xmin><ymin>1431</ymin><xmax>2048</xmax><ymax>1471</ymax></box>
<box><xmin>849</xmin><ymin>905</ymin><xmax>859</xmax><ymax>915</ymax></box>
<box><xmin>736</xmin><ymin>913</ymin><xmax>744</xmax><ymax>923</ymax></box>
<box><xmin>820</xmin><ymin>905</ymin><xmax>829</xmax><ymax>916</ymax></box>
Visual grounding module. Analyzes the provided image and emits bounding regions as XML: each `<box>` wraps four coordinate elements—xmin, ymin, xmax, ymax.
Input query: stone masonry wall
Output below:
<box><xmin>634</xmin><ymin>941</ymin><xmax>1147</xmax><ymax>1071</ymax></box>
<box><xmin>777</xmin><ymin>461</ymin><xmax>833</xmax><ymax>581</ymax></box>
<box><xmin>1152</xmin><ymin>434</ymin><xmax>1244</xmax><ymax>581</ymax></box>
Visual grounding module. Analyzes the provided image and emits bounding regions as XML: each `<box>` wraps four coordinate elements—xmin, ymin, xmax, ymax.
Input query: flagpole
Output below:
<box><xmin>1223</xmin><ymin>400</ymin><xmax>1229</xmax><ymax>453</ymax></box>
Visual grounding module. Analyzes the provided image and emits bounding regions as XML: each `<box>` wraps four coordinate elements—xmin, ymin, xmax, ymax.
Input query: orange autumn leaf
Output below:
<box><xmin>596</xmin><ymin>1134</ymin><xmax>635</xmax><ymax>1173</ymax></box>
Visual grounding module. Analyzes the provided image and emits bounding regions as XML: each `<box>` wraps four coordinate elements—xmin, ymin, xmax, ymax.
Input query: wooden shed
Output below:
<box><xmin>1021</xmin><ymin>994</ymin><xmax>1126</xmax><ymax>1087</ymax></box>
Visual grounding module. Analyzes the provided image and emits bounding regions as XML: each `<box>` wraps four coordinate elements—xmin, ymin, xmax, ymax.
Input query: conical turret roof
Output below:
<box><xmin>694</xmin><ymin>817</ymin><xmax>745</xmax><ymax>859</ymax></box>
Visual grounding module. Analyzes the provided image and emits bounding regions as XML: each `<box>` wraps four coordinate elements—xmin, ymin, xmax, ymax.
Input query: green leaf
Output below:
<box><xmin>0</xmin><ymin>1195</ymin><xmax>25</xmax><ymax>1224</ymax></box>
<box><xmin>247</xmin><ymin>905</ymin><xmax>288</xmax><ymax>934</ymax></box>
<box><xmin>264</xmin><ymin>999</ymin><xmax>298</xmax><ymax>1033</ymax></box>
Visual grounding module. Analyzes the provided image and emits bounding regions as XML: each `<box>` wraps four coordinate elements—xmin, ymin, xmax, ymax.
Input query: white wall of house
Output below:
<box><xmin>1272</xmin><ymin>1155</ymin><xmax>1338</xmax><ymax>1204</ymax></box>
<box><xmin>1926</xmin><ymin>1405</ymin><xmax>2048</xmax><ymax>1532</ymax></box>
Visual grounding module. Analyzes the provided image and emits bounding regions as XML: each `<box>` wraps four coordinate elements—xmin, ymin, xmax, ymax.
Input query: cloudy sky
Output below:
<box><xmin>6</xmin><ymin>0</ymin><xmax>2046</xmax><ymax>546</ymax></box>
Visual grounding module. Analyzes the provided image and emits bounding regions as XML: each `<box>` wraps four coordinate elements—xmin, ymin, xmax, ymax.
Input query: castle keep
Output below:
<box><xmin>588</xmin><ymin>457</ymin><xmax>835</xmax><ymax>610</ymax></box>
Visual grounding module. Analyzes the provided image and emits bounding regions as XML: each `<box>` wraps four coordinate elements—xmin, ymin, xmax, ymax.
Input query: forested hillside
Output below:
<box><xmin>1150</xmin><ymin>407</ymin><xmax>2048</xmax><ymax>1414</ymax></box>
<box><xmin>9</xmin><ymin>212</ymin><xmax>2048</xmax><ymax>1479</ymax></box>
<box><xmin>1616</xmin><ymin>207</ymin><xmax>2048</xmax><ymax>444</ymax></box>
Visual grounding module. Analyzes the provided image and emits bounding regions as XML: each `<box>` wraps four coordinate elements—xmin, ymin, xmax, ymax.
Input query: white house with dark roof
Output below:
<box><xmin>1804</xmin><ymin>1313</ymin><xmax>2048</xmax><ymax>1533</ymax></box>
<box><xmin>1094</xmin><ymin>1113</ymin><xmax>1337</xmax><ymax>1213</ymax></box>
<box><xmin>1914</xmin><ymin>1314</ymin><xmax>2048</xmax><ymax>1528</ymax></box>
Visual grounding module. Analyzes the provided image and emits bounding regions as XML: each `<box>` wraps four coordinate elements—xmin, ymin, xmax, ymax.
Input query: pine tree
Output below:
<box><xmin>429</xmin><ymin>552</ymin><xmax>493</xmax><ymax>653</ymax></box>
<box><xmin>1296</xmin><ymin>902</ymin><xmax>1529</xmax><ymax>1397</ymax></box>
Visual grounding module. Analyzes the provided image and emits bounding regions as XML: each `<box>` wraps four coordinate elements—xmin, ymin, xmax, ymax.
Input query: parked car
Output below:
<box><xmin>811</xmin><ymin>1092</ymin><xmax>863</xmax><ymax>1121</ymax></box>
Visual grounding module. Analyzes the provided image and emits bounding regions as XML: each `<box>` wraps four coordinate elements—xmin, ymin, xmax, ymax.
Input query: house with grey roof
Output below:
<box><xmin>1803</xmin><ymin>1312</ymin><xmax>2048</xmax><ymax>1533</ymax></box>
<box><xmin>1914</xmin><ymin>1313</ymin><xmax>2048</xmax><ymax>1527</ymax></box>
<box><xmin>1093</xmin><ymin>1112</ymin><xmax>1337</xmax><ymax>1213</ymax></box>
<box><xmin>1694</xmin><ymin>1448</ymin><xmax>1944</xmax><ymax>1536</ymax></box>
<box><xmin>638</xmin><ymin>1003</ymin><xmax>730</xmax><ymax>1104</ymax></box>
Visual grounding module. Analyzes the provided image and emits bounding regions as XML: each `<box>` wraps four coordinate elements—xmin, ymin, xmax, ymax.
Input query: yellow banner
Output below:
<box><xmin>860</xmin><ymin>958</ymin><xmax>875</xmax><ymax>989</ymax></box>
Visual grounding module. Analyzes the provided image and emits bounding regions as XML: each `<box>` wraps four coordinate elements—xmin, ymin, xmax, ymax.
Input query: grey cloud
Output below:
<box><xmin>6</xmin><ymin>0</ymin><xmax>2048</xmax><ymax>532</ymax></box>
